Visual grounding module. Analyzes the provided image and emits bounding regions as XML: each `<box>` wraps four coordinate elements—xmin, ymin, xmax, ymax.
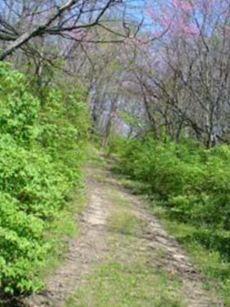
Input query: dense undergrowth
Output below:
<box><xmin>109</xmin><ymin>136</ymin><xmax>230</xmax><ymax>303</ymax></box>
<box><xmin>0</xmin><ymin>63</ymin><xmax>89</xmax><ymax>297</ymax></box>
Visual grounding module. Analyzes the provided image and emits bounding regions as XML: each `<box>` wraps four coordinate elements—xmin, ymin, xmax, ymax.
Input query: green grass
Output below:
<box><xmin>106</xmin><ymin>162</ymin><xmax>229</xmax><ymax>305</ymax></box>
<box><xmin>107</xmin><ymin>187</ymin><xmax>146</xmax><ymax>237</ymax></box>
<box><xmin>107</xmin><ymin>188</ymin><xmax>131</xmax><ymax>208</ymax></box>
<box><xmin>117</xmin><ymin>178</ymin><xmax>152</xmax><ymax>196</ymax></box>
<box><xmin>67</xmin><ymin>185</ymin><xmax>185</xmax><ymax>307</ymax></box>
<box><xmin>113</xmin><ymin>174</ymin><xmax>229</xmax><ymax>305</ymax></box>
<box><xmin>109</xmin><ymin>210</ymin><xmax>142</xmax><ymax>235</ymax></box>
<box><xmin>151</xmin><ymin>206</ymin><xmax>230</xmax><ymax>306</ymax></box>
<box><xmin>86</xmin><ymin>145</ymin><xmax>108</xmax><ymax>168</ymax></box>
<box><xmin>67</xmin><ymin>262</ymin><xmax>184</xmax><ymax>307</ymax></box>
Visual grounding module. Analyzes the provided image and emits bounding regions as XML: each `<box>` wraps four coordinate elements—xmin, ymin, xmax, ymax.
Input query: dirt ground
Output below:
<box><xmin>24</xmin><ymin>163</ymin><xmax>222</xmax><ymax>307</ymax></box>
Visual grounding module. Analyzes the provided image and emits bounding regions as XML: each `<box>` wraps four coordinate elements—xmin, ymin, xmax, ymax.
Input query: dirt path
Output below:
<box><xmin>24</xmin><ymin>161</ymin><xmax>221</xmax><ymax>307</ymax></box>
<box><xmin>24</xmin><ymin>168</ymin><xmax>110</xmax><ymax>307</ymax></box>
<box><xmin>112</xmin><ymin>190</ymin><xmax>219</xmax><ymax>307</ymax></box>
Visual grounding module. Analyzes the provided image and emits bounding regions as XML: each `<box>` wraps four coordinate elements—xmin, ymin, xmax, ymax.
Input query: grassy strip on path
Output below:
<box><xmin>67</xmin><ymin>178</ymin><xmax>185</xmax><ymax>307</ymax></box>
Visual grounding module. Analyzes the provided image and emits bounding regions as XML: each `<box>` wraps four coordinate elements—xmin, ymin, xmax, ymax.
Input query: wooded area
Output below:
<box><xmin>0</xmin><ymin>0</ymin><xmax>229</xmax><ymax>305</ymax></box>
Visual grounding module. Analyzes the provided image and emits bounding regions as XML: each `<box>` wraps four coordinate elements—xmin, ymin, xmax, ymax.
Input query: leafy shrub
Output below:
<box><xmin>110</xmin><ymin>136</ymin><xmax>230</xmax><ymax>253</ymax></box>
<box><xmin>0</xmin><ymin>63</ymin><xmax>39</xmax><ymax>143</ymax></box>
<box><xmin>0</xmin><ymin>63</ymin><xmax>89</xmax><ymax>295</ymax></box>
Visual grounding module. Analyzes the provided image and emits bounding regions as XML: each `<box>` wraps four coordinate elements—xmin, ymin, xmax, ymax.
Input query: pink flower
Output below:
<box><xmin>172</xmin><ymin>0</ymin><xmax>193</xmax><ymax>12</ymax></box>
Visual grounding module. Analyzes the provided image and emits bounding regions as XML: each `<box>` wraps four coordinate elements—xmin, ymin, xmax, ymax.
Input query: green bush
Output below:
<box><xmin>110</xmin><ymin>136</ymin><xmax>230</xmax><ymax>246</ymax></box>
<box><xmin>0</xmin><ymin>63</ymin><xmax>89</xmax><ymax>295</ymax></box>
<box><xmin>0</xmin><ymin>63</ymin><xmax>39</xmax><ymax>143</ymax></box>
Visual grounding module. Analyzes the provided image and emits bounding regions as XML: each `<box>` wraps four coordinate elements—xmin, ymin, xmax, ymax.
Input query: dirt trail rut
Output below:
<box><xmin>25</xmin><ymin>164</ymin><xmax>222</xmax><ymax>307</ymax></box>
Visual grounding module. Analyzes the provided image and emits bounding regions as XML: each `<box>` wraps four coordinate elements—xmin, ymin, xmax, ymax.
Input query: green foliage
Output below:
<box><xmin>111</xmin><ymin>137</ymin><xmax>230</xmax><ymax>229</ymax></box>
<box><xmin>0</xmin><ymin>63</ymin><xmax>89</xmax><ymax>296</ymax></box>
<box><xmin>110</xmin><ymin>136</ymin><xmax>230</xmax><ymax>303</ymax></box>
<box><xmin>0</xmin><ymin>63</ymin><xmax>39</xmax><ymax>143</ymax></box>
<box><xmin>110</xmin><ymin>135</ymin><xmax>230</xmax><ymax>302</ymax></box>
<box><xmin>110</xmin><ymin>137</ymin><xmax>229</xmax><ymax>253</ymax></box>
